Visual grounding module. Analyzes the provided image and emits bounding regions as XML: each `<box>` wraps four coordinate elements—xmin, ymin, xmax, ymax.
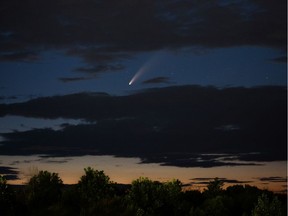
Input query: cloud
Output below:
<box><xmin>41</xmin><ymin>158</ymin><xmax>71</xmax><ymax>164</ymax></box>
<box><xmin>0</xmin><ymin>51</ymin><xmax>40</xmax><ymax>62</ymax></box>
<box><xmin>0</xmin><ymin>0</ymin><xmax>286</xmax><ymax>72</ymax></box>
<box><xmin>66</xmin><ymin>48</ymin><xmax>130</xmax><ymax>64</ymax></box>
<box><xmin>257</xmin><ymin>176</ymin><xmax>287</xmax><ymax>183</ymax></box>
<box><xmin>269</xmin><ymin>56</ymin><xmax>287</xmax><ymax>64</ymax></box>
<box><xmin>0</xmin><ymin>85</ymin><xmax>286</xmax><ymax>167</ymax></box>
<box><xmin>75</xmin><ymin>64</ymin><xmax>125</xmax><ymax>74</ymax></box>
<box><xmin>142</xmin><ymin>76</ymin><xmax>172</xmax><ymax>85</ymax></box>
<box><xmin>0</xmin><ymin>166</ymin><xmax>19</xmax><ymax>180</ymax></box>
<box><xmin>0</xmin><ymin>96</ymin><xmax>18</xmax><ymax>101</ymax></box>
<box><xmin>215</xmin><ymin>124</ymin><xmax>240</xmax><ymax>131</ymax></box>
<box><xmin>190</xmin><ymin>177</ymin><xmax>253</xmax><ymax>185</ymax></box>
<box><xmin>58</xmin><ymin>77</ymin><xmax>91</xmax><ymax>83</ymax></box>
<box><xmin>139</xmin><ymin>153</ymin><xmax>262</xmax><ymax>168</ymax></box>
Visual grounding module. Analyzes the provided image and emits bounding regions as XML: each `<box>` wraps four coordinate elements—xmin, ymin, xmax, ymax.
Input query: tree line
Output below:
<box><xmin>0</xmin><ymin>167</ymin><xmax>286</xmax><ymax>216</ymax></box>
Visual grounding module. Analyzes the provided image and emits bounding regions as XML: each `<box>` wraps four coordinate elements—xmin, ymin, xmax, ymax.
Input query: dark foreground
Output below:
<box><xmin>0</xmin><ymin>168</ymin><xmax>287</xmax><ymax>216</ymax></box>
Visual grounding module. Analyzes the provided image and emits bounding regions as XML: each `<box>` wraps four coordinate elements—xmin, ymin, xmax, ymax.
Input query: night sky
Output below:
<box><xmin>0</xmin><ymin>0</ymin><xmax>287</xmax><ymax>191</ymax></box>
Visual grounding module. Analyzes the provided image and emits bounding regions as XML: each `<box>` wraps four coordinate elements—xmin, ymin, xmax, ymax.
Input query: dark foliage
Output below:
<box><xmin>0</xmin><ymin>173</ymin><xmax>286</xmax><ymax>216</ymax></box>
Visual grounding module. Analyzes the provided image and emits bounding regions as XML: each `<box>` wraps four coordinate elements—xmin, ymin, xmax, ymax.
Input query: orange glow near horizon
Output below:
<box><xmin>3</xmin><ymin>155</ymin><xmax>287</xmax><ymax>193</ymax></box>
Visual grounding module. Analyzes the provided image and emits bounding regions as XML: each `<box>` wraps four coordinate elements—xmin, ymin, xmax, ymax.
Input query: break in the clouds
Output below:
<box><xmin>0</xmin><ymin>85</ymin><xmax>286</xmax><ymax>167</ymax></box>
<box><xmin>0</xmin><ymin>0</ymin><xmax>286</xmax><ymax>77</ymax></box>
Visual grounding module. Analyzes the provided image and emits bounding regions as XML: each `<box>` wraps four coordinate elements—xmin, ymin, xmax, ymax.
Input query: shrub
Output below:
<box><xmin>26</xmin><ymin>170</ymin><xmax>63</xmax><ymax>208</ymax></box>
<box><xmin>127</xmin><ymin>177</ymin><xmax>182</xmax><ymax>216</ymax></box>
<box><xmin>251</xmin><ymin>193</ymin><xmax>283</xmax><ymax>216</ymax></box>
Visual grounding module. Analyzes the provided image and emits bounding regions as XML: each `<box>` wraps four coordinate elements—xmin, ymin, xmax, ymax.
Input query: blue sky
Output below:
<box><xmin>0</xmin><ymin>46</ymin><xmax>286</xmax><ymax>101</ymax></box>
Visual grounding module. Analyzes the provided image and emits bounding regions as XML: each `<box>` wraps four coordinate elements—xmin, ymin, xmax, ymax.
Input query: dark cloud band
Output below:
<box><xmin>0</xmin><ymin>85</ymin><xmax>286</xmax><ymax>167</ymax></box>
<box><xmin>0</xmin><ymin>0</ymin><xmax>286</xmax><ymax>71</ymax></box>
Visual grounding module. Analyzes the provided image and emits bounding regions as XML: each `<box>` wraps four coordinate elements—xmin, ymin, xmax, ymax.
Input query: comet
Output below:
<box><xmin>128</xmin><ymin>64</ymin><xmax>148</xmax><ymax>86</ymax></box>
<box><xmin>128</xmin><ymin>55</ymin><xmax>156</xmax><ymax>85</ymax></box>
<box><xmin>128</xmin><ymin>51</ymin><xmax>162</xmax><ymax>86</ymax></box>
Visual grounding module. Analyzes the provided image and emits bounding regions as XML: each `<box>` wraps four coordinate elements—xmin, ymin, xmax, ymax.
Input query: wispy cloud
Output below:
<box><xmin>190</xmin><ymin>177</ymin><xmax>253</xmax><ymax>185</ymax></box>
<box><xmin>75</xmin><ymin>64</ymin><xmax>125</xmax><ymax>74</ymax></box>
<box><xmin>58</xmin><ymin>77</ymin><xmax>92</xmax><ymax>83</ymax></box>
<box><xmin>0</xmin><ymin>166</ymin><xmax>19</xmax><ymax>180</ymax></box>
<box><xmin>257</xmin><ymin>176</ymin><xmax>287</xmax><ymax>183</ymax></box>
<box><xmin>142</xmin><ymin>76</ymin><xmax>172</xmax><ymax>85</ymax></box>
<box><xmin>0</xmin><ymin>52</ymin><xmax>40</xmax><ymax>62</ymax></box>
<box><xmin>269</xmin><ymin>56</ymin><xmax>287</xmax><ymax>64</ymax></box>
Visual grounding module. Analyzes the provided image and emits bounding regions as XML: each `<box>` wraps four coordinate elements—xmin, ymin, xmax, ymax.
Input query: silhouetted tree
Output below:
<box><xmin>77</xmin><ymin>167</ymin><xmax>114</xmax><ymax>215</ymax></box>
<box><xmin>0</xmin><ymin>168</ymin><xmax>286</xmax><ymax>216</ymax></box>
<box><xmin>78</xmin><ymin>167</ymin><xmax>114</xmax><ymax>202</ymax></box>
<box><xmin>225</xmin><ymin>184</ymin><xmax>262</xmax><ymax>216</ymax></box>
<box><xmin>251</xmin><ymin>193</ymin><xmax>283</xmax><ymax>216</ymax></box>
<box><xmin>0</xmin><ymin>175</ymin><xmax>16</xmax><ymax>215</ymax></box>
<box><xmin>190</xmin><ymin>178</ymin><xmax>233</xmax><ymax>216</ymax></box>
<box><xmin>127</xmin><ymin>177</ymin><xmax>182</xmax><ymax>216</ymax></box>
<box><xmin>204</xmin><ymin>177</ymin><xmax>224</xmax><ymax>198</ymax></box>
<box><xmin>59</xmin><ymin>185</ymin><xmax>81</xmax><ymax>216</ymax></box>
<box><xmin>26</xmin><ymin>170</ymin><xmax>63</xmax><ymax>209</ymax></box>
<box><xmin>161</xmin><ymin>179</ymin><xmax>183</xmax><ymax>215</ymax></box>
<box><xmin>181</xmin><ymin>190</ymin><xmax>203</xmax><ymax>215</ymax></box>
<box><xmin>190</xmin><ymin>195</ymin><xmax>231</xmax><ymax>216</ymax></box>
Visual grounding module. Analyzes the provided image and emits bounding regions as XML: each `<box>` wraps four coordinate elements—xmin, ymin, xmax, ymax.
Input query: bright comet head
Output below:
<box><xmin>129</xmin><ymin>60</ymin><xmax>151</xmax><ymax>86</ymax></box>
